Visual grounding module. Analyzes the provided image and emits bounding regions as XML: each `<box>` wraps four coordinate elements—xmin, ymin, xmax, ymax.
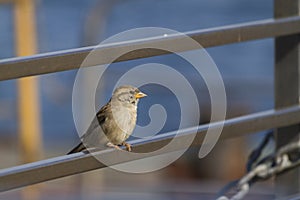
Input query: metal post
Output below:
<box><xmin>274</xmin><ymin>0</ymin><xmax>300</xmax><ymax>198</ymax></box>
<box><xmin>14</xmin><ymin>0</ymin><xmax>42</xmax><ymax>199</ymax></box>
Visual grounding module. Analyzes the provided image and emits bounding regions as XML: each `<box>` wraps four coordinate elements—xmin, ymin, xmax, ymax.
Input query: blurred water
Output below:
<box><xmin>0</xmin><ymin>0</ymin><xmax>273</xmax><ymax>146</ymax></box>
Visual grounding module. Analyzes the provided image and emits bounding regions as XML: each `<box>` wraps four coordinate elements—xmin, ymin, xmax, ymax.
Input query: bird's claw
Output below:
<box><xmin>122</xmin><ymin>142</ymin><xmax>132</xmax><ymax>152</ymax></box>
<box><xmin>106</xmin><ymin>142</ymin><xmax>131</xmax><ymax>152</ymax></box>
<box><xmin>106</xmin><ymin>142</ymin><xmax>121</xmax><ymax>150</ymax></box>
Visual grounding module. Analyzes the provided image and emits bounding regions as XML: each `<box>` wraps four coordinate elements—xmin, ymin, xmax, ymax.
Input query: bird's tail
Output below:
<box><xmin>67</xmin><ymin>142</ymin><xmax>86</xmax><ymax>154</ymax></box>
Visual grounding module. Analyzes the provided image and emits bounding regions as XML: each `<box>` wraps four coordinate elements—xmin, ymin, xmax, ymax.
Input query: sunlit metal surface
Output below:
<box><xmin>1</xmin><ymin>105</ymin><xmax>300</xmax><ymax>192</ymax></box>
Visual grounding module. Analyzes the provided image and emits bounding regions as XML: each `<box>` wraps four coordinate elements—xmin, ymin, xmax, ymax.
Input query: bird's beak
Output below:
<box><xmin>135</xmin><ymin>92</ymin><xmax>147</xmax><ymax>99</ymax></box>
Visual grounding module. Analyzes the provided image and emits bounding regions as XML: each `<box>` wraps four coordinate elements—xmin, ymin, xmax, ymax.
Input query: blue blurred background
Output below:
<box><xmin>0</xmin><ymin>0</ymin><xmax>273</xmax><ymax>144</ymax></box>
<box><xmin>0</xmin><ymin>0</ymin><xmax>274</xmax><ymax>199</ymax></box>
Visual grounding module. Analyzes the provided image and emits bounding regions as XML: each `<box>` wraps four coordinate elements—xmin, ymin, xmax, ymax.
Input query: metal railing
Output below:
<box><xmin>0</xmin><ymin>1</ymin><xmax>299</xmax><ymax>198</ymax></box>
<box><xmin>0</xmin><ymin>16</ymin><xmax>300</xmax><ymax>81</ymax></box>
<box><xmin>1</xmin><ymin>105</ymin><xmax>300</xmax><ymax>192</ymax></box>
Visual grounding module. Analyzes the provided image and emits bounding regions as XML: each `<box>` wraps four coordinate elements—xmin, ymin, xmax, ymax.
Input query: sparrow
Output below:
<box><xmin>67</xmin><ymin>85</ymin><xmax>147</xmax><ymax>154</ymax></box>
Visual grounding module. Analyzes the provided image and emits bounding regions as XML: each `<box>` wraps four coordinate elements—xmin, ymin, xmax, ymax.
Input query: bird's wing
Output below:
<box><xmin>96</xmin><ymin>101</ymin><xmax>110</xmax><ymax>125</ymax></box>
<box><xmin>81</xmin><ymin>100</ymin><xmax>111</xmax><ymax>140</ymax></box>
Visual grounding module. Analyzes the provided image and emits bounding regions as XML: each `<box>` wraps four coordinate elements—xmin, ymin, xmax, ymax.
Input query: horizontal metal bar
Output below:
<box><xmin>0</xmin><ymin>16</ymin><xmax>300</xmax><ymax>81</ymax></box>
<box><xmin>1</xmin><ymin>105</ymin><xmax>300</xmax><ymax>192</ymax></box>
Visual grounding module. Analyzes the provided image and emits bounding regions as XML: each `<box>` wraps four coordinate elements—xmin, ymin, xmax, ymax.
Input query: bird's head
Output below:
<box><xmin>112</xmin><ymin>85</ymin><xmax>147</xmax><ymax>106</ymax></box>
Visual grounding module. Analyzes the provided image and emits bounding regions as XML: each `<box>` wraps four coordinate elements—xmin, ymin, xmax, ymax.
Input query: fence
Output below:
<box><xmin>0</xmin><ymin>1</ymin><xmax>300</xmax><ymax>199</ymax></box>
